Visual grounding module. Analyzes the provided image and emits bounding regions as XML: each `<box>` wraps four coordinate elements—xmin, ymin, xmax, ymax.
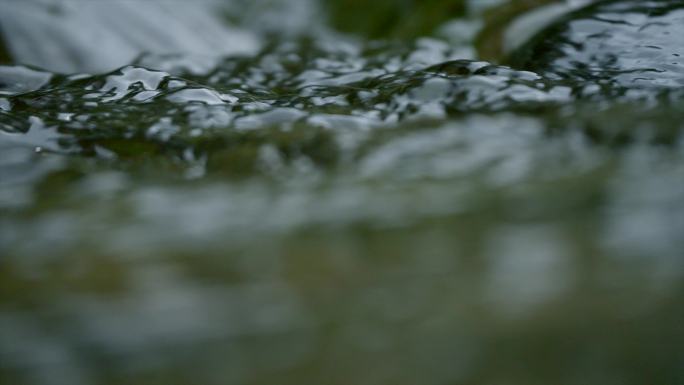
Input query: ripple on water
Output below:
<box><xmin>0</xmin><ymin>39</ymin><xmax>586</xmax><ymax>163</ymax></box>
<box><xmin>510</xmin><ymin>0</ymin><xmax>684</xmax><ymax>90</ymax></box>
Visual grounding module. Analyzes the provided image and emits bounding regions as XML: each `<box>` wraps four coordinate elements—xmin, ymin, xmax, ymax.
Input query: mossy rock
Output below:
<box><xmin>324</xmin><ymin>0</ymin><xmax>466</xmax><ymax>39</ymax></box>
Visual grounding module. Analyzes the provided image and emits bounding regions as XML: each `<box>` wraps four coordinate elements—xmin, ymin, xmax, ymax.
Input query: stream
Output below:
<box><xmin>1</xmin><ymin>1</ymin><xmax>683</xmax><ymax>384</ymax></box>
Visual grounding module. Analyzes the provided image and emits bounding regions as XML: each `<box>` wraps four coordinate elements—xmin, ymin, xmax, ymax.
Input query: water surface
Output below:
<box><xmin>1</xmin><ymin>1</ymin><xmax>683</xmax><ymax>384</ymax></box>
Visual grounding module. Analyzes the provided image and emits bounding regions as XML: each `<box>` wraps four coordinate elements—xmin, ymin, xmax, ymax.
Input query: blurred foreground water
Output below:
<box><xmin>1</xmin><ymin>1</ymin><xmax>683</xmax><ymax>384</ymax></box>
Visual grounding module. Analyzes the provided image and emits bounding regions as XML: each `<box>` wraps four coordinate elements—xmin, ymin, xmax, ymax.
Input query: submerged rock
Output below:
<box><xmin>510</xmin><ymin>0</ymin><xmax>684</xmax><ymax>89</ymax></box>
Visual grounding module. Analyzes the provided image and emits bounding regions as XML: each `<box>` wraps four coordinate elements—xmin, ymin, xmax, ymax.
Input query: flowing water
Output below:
<box><xmin>1</xmin><ymin>1</ymin><xmax>683</xmax><ymax>384</ymax></box>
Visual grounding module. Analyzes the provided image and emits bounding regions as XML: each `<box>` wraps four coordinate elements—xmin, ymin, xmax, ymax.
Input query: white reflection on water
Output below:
<box><xmin>0</xmin><ymin>0</ymin><xmax>261</xmax><ymax>73</ymax></box>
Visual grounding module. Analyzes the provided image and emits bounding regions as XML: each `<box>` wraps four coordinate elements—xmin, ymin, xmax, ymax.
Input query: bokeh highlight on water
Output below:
<box><xmin>1</xmin><ymin>1</ymin><xmax>683</xmax><ymax>384</ymax></box>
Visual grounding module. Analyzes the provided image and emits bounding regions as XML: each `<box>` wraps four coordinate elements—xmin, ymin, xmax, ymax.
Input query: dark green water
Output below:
<box><xmin>1</xmin><ymin>1</ymin><xmax>683</xmax><ymax>384</ymax></box>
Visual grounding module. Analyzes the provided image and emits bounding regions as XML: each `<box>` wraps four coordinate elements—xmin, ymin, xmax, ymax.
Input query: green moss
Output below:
<box><xmin>0</xmin><ymin>23</ymin><xmax>10</xmax><ymax>64</ymax></box>
<box><xmin>324</xmin><ymin>0</ymin><xmax>465</xmax><ymax>39</ymax></box>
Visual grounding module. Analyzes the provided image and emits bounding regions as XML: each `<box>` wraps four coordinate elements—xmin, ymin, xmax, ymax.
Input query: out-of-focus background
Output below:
<box><xmin>1</xmin><ymin>1</ymin><xmax>683</xmax><ymax>384</ymax></box>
